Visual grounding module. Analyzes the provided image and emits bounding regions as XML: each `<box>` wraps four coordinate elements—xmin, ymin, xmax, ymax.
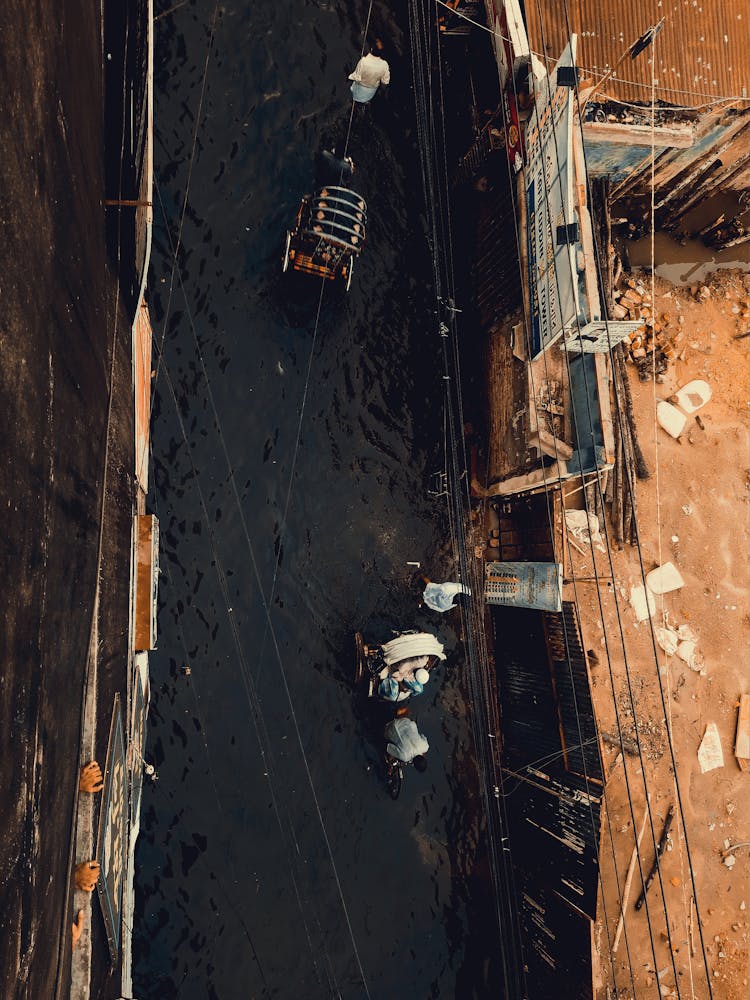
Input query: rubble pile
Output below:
<box><xmin>614</xmin><ymin>274</ymin><xmax>750</xmax><ymax>380</ymax></box>
<box><xmin>613</xmin><ymin>277</ymin><xmax>676</xmax><ymax>380</ymax></box>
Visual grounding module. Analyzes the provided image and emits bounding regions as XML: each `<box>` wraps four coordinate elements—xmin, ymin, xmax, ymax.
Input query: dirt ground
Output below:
<box><xmin>567</xmin><ymin>267</ymin><xmax>750</xmax><ymax>998</ymax></box>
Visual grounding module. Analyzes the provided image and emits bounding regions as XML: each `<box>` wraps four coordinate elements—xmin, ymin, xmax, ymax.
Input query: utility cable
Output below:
<box><xmin>554</xmin><ymin>0</ymin><xmax>715</xmax><ymax>990</ymax></box>
<box><xmin>148</xmin><ymin>486</ymin><xmax>338</xmax><ymax>995</ymax></box>
<box><xmin>518</xmin><ymin>2</ymin><xmax>681</xmax><ymax>987</ymax></box>
<box><xmin>252</xmin><ymin>0</ymin><xmax>374</xmax><ymax>685</ymax></box>
<box><xmin>56</xmin><ymin>20</ymin><xmax>131</xmax><ymax>995</ymax></box>
<box><xmin>150</xmin><ymin>331</ymin><xmax>361</xmax><ymax>997</ymax></box>
<box><xmin>152</xmin><ymin>178</ymin><xmax>369</xmax><ymax>997</ymax></box>
<box><xmin>430</xmin><ymin>12</ymin><xmax>625</xmax><ymax>998</ymax></box>
<box><xmin>516</xmin><ymin>0</ymin><xmax>716</xmax><ymax>991</ymax></box>
<box><xmin>452</xmin><ymin>16</ymin><xmax>637</xmax><ymax>994</ymax></box>
<box><xmin>408</xmin><ymin>2</ymin><xmax>528</xmax><ymax>994</ymax></box>
<box><xmin>151</xmin><ymin>1</ymin><xmax>220</xmax><ymax>411</ymax></box>
<box><xmin>149</xmin><ymin>3</ymin><xmax>382</xmax><ymax>992</ymax></box>
<box><xmin>487</xmin><ymin>180</ymin><xmax>638</xmax><ymax>992</ymax></box>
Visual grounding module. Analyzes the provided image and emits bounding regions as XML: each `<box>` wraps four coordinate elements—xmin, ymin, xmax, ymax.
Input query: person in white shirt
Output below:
<box><xmin>348</xmin><ymin>46</ymin><xmax>391</xmax><ymax>104</ymax></box>
<box><xmin>383</xmin><ymin>716</ymin><xmax>429</xmax><ymax>771</ymax></box>
<box><xmin>420</xmin><ymin>576</ymin><xmax>471</xmax><ymax>613</ymax></box>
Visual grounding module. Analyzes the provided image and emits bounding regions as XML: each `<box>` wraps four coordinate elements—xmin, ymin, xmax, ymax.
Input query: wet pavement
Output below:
<box><xmin>133</xmin><ymin>1</ymin><xmax>501</xmax><ymax>997</ymax></box>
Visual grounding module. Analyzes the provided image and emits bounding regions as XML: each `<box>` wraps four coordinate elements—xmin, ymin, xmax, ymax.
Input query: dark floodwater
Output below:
<box><xmin>133</xmin><ymin>1</ymin><xmax>499</xmax><ymax>996</ymax></box>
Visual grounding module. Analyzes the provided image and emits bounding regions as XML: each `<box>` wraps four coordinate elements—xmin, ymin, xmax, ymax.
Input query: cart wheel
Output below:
<box><xmin>345</xmin><ymin>257</ymin><xmax>354</xmax><ymax>292</ymax></box>
<box><xmin>386</xmin><ymin>759</ymin><xmax>403</xmax><ymax>800</ymax></box>
<box><xmin>282</xmin><ymin>231</ymin><xmax>291</xmax><ymax>272</ymax></box>
<box><xmin>354</xmin><ymin>632</ymin><xmax>365</xmax><ymax>685</ymax></box>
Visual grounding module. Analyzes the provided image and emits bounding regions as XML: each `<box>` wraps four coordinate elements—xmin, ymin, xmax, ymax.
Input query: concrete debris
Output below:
<box><xmin>657</xmin><ymin>378</ymin><xmax>713</xmax><ymax>439</ymax></box>
<box><xmin>655</xmin><ymin>626</ymin><xmax>679</xmax><ymax>656</ymax></box>
<box><xmin>672</xmin><ymin>378</ymin><xmax>712</xmax><ymax>415</ymax></box>
<box><xmin>676</xmin><ymin>639</ymin><xmax>705</xmax><ymax>673</ymax></box>
<box><xmin>616</xmin><ymin>277</ymin><xmax>674</xmax><ymax>379</ymax></box>
<box><xmin>630</xmin><ymin>584</ymin><xmax>655</xmax><ymax>622</ymax></box>
<box><xmin>735</xmin><ymin>693</ymin><xmax>750</xmax><ymax>771</ymax></box>
<box><xmin>601</xmin><ymin>731</ymin><xmax>639</xmax><ymax>756</ymax></box>
<box><xmin>646</xmin><ymin>561</ymin><xmax>685</xmax><ymax>595</ymax></box>
<box><xmin>657</xmin><ymin>400</ymin><xmax>687</xmax><ymax>439</ymax></box>
<box><xmin>565</xmin><ymin>509</ymin><xmax>605</xmax><ymax>552</ymax></box>
<box><xmin>678</xmin><ymin>623</ymin><xmax>698</xmax><ymax>642</ymax></box>
<box><xmin>650</xmin><ymin>614</ymin><xmax>706</xmax><ymax>672</ymax></box>
<box><xmin>698</xmin><ymin>722</ymin><xmax>724</xmax><ymax>773</ymax></box>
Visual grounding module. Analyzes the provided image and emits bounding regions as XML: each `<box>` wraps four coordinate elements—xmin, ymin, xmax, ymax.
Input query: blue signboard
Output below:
<box><xmin>96</xmin><ymin>696</ymin><xmax>128</xmax><ymax>964</ymax></box>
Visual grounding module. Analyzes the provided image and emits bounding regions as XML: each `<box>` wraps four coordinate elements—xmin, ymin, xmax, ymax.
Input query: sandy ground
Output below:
<box><xmin>567</xmin><ymin>267</ymin><xmax>750</xmax><ymax>998</ymax></box>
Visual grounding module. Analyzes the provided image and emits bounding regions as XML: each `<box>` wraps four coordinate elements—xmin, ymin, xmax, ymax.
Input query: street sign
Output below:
<box><xmin>485</xmin><ymin>561</ymin><xmax>563</xmax><ymax>612</ymax></box>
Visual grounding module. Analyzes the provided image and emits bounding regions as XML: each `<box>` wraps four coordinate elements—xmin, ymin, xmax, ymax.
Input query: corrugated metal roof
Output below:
<box><xmin>523</xmin><ymin>0</ymin><xmax>750</xmax><ymax>106</ymax></box>
<box><xmin>493</xmin><ymin>602</ymin><xmax>604</xmax><ymax>919</ymax></box>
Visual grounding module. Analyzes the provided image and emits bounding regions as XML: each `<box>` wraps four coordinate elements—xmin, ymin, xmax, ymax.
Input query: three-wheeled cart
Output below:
<box><xmin>283</xmin><ymin>185</ymin><xmax>367</xmax><ymax>291</ymax></box>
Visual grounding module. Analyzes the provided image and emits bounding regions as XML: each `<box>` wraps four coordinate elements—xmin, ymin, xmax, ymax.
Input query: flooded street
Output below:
<box><xmin>133</xmin><ymin>1</ymin><xmax>499</xmax><ymax>996</ymax></box>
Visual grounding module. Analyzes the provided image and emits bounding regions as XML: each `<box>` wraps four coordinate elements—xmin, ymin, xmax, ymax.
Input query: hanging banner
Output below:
<box><xmin>96</xmin><ymin>695</ymin><xmax>128</xmax><ymax>964</ymax></box>
<box><xmin>485</xmin><ymin>561</ymin><xmax>563</xmax><ymax>612</ymax></box>
<box><xmin>525</xmin><ymin>37</ymin><xmax>580</xmax><ymax>359</ymax></box>
<box><xmin>487</xmin><ymin>0</ymin><xmax>530</xmax><ymax>89</ymax></box>
<box><xmin>502</xmin><ymin>87</ymin><xmax>524</xmax><ymax>174</ymax></box>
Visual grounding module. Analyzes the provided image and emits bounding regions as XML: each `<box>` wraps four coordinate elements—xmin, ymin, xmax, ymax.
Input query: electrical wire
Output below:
<box><xmin>438</xmin><ymin>23</ymin><xmax>632</xmax><ymax>1000</ymax></box>
<box><xmin>490</xmin><ymin>101</ymin><xmax>641</xmax><ymax>1000</ymax></box>
<box><xmin>408</xmin><ymin>1</ymin><xmax>529</xmax><ymax>994</ymax></box>
<box><xmin>554</xmin><ymin>1</ymin><xmax>716</xmax><ymax>990</ymax></box>
<box><xmin>534</xmin><ymin>0</ymin><xmax>679</xmax><ymax>993</ymax></box>
<box><xmin>252</xmin><ymin>0</ymin><xmax>374</xmax><ymax>688</ymax></box>
<box><xmin>150</xmin><ymin>325</ymin><xmax>362</xmax><ymax>997</ymax></box>
<box><xmin>147</xmin><ymin>0</ymin><xmax>388</xmax><ymax>992</ymax></box>
<box><xmin>152</xmin><ymin>176</ymin><xmax>372</xmax><ymax>997</ymax></box>
<box><xmin>507</xmin><ymin>0</ymin><xmax>717</xmax><ymax>991</ymax></box>
<box><xmin>149</xmin><ymin>487</ymin><xmax>338</xmax><ymax>995</ymax></box>
<box><xmin>452</xmin><ymin>22</ymin><xmax>641</xmax><ymax>995</ymax></box>
<box><xmin>506</xmin><ymin>4</ymin><xmax>670</xmax><ymax>988</ymax></box>
<box><xmin>150</xmin><ymin>1</ymin><xmax>220</xmax><ymax>411</ymax></box>
<box><xmin>56</xmin><ymin>18</ymin><xmax>132</xmax><ymax>994</ymax></box>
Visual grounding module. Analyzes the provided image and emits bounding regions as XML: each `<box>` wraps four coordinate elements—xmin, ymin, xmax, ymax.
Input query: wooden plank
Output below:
<box><xmin>133</xmin><ymin>302</ymin><xmax>152</xmax><ymax>494</ymax></box>
<box><xmin>572</xmin><ymin>125</ymin><xmax>601</xmax><ymax>324</ymax></box>
<box><xmin>530</xmin><ymin>428</ymin><xmax>575</xmax><ymax>461</ymax></box>
<box><xmin>134</xmin><ymin>515</ymin><xmax>158</xmax><ymax>652</ymax></box>
<box><xmin>583</xmin><ymin>121</ymin><xmax>695</xmax><ymax>149</ymax></box>
<box><xmin>594</xmin><ymin>354</ymin><xmax>615</xmax><ymax>465</ymax></box>
<box><xmin>735</xmin><ymin>693</ymin><xmax>750</xmax><ymax>770</ymax></box>
<box><xmin>613</xmin><ymin>798</ymin><xmax>650</xmax><ymax>953</ymax></box>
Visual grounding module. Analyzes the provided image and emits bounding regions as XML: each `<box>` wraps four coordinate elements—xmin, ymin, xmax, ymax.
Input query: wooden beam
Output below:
<box><xmin>613</xmin><ymin>798</ymin><xmax>650</xmax><ymax>953</ymax></box>
<box><xmin>530</xmin><ymin>428</ymin><xmax>574</xmax><ymax>461</ymax></box>
<box><xmin>583</xmin><ymin>121</ymin><xmax>694</xmax><ymax>149</ymax></box>
<box><xmin>594</xmin><ymin>354</ymin><xmax>615</xmax><ymax>465</ymax></box>
<box><xmin>572</xmin><ymin>124</ymin><xmax>601</xmax><ymax>322</ymax></box>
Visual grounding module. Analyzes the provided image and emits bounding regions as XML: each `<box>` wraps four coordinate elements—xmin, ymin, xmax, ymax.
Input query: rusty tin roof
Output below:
<box><xmin>523</xmin><ymin>0</ymin><xmax>750</xmax><ymax>106</ymax></box>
